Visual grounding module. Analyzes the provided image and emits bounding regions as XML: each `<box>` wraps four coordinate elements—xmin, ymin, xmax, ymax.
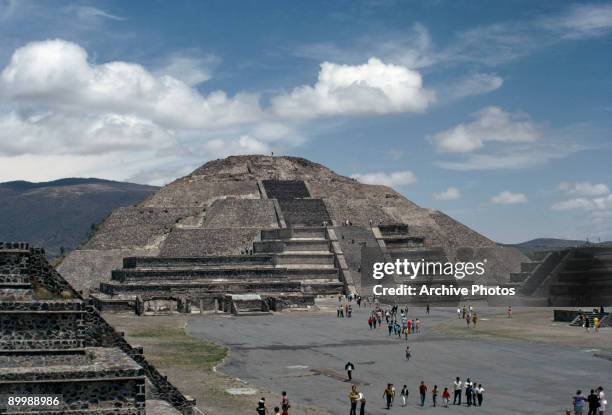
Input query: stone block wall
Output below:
<box><xmin>160</xmin><ymin>228</ymin><xmax>259</xmax><ymax>256</ymax></box>
<box><xmin>203</xmin><ymin>199</ymin><xmax>279</xmax><ymax>228</ymax></box>
<box><xmin>0</xmin><ymin>301</ymin><xmax>85</xmax><ymax>350</ymax></box>
<box><xmin>83</xmin><ymin>207</ymin><xmax>200</xmax><ymax>250</ymax></box>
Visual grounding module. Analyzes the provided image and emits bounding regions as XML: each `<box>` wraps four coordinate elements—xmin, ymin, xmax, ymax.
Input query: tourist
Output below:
<box><xmin>280</xmin><ymin>391</ymin><xmax>290</xmax><ymax>413</ymax></box>
<box><xmin>466</xmin><ymin>314</ymin><xmax>471</xmax><ymax>328</ymax></box>
<box><xmin>442</xmin><ymin>387</ymin><xmax>451</xmax><ymax>407</ymax></box>
<box><xmin>432</xmin><ymin>385</ymin><xmax>438</xmax><ymax>407</ymax></box>
<box><xmin>507</xmin><ymin>305</ymin><xmax>512</xmax><ymax>318</ymax></box>
<box><xmin>256</xmin><ymin>397</ymin><xmax>268</xmax><ymax>415</ymax></box>
<box><xmin>412</xmin><ymin>319</ymin><xmax>416</xmax><ymax>333</ymax></box>
<box><xmin>358</xmin><ymin>391</ymin><xmax>366</xmax><ymax>415</ymax></box>
<box><xmin>426</xmin><ymin>304</ymin><xmax>430</xmax><ymax>315</ymax></box>
<box><xmin>476</xmin><ymin>384</ymin><xmax>484</xmax><ymax>406</ymax></box>
<box><xmin>585</xmin><ymin>317</ymin><xmax>591</xmax><ymax>332</ymax></box>
<box><xmin>472</xmin><ymin>313</ymin><xmax>478</xmax><ymax>327</ymax></box>
<box><xmin>405</xmin><ymin>345</ymin><xmax>411</xmax><ymax>360</ymax></box>
<box><xmin>465</xmin><ymin>378</ymin><xmax>473</xmax><ymax>406</ymax></box>
<box><xmin>383</xmin><ymin>383</ymin><xmax>395</xmax><ymax>409</ymax></box>
<box><xmin>453</xmin><ymin>377</ymin><xmax>462</xmax><ymax>405</ymax></box>
<box><xmin>349</xmin><ymin>385</ymin><xmax>360</xmax><ymax>415</ymax></box>
<box><xmin>594</xmin><ymin>316</ymin><xmax>600</xmax><ymax>332</ymax></box>
<box><xmin>368</xmin><ymin>315</ymin><xmax>373</xmax><ymax>329</ymax></box>
<box><xmin>588</xmin><ymin>389</ymin><xmax>600</xmax><ymax>415</ymax></box>
<box><xmin>337</xmin><ymin>305</ymin><xmax>341</xmax><ymax>318</ymax></box>
<box><xmin>273</xmin><ymin>406</ymin><xmax>281</xmax><ymax>415</ymax></box>
<box><xmin>419</xmin><ymin>381</ymin><xmax>428</xmax><ymax>407</ymax></box>
<box><xmin>407</xmin><ymin>319</ymin><xmax>412</xmax><ymax>334</ymax></box>
<box><xmin>574</xmin><ymin>390</ymin><xmax>587</xmax><ymax>415</ymax></box>
<box><xmin>388</xmin><ymin>321</ymin><xmax>393</xmax><ymax>336</ymax></box>
<box><xmin>597</xmin><ymin>387</ymin><xmax>606</xmax><ymax>415</ymax></box>
<box><xmin>400</xmin><ymin>385</ymin><xmax>409</xmax><ymax>406</ymax></box>
<box><xmin>457</xmin><ymin>307</ymin><xmax>461</xmax><ymax>319</ymax></box>
<box><xmin>416</xmin><ymin>318</ymin><xmax>421</xmax><ymax>334</ymax></box>
<box><xmin>345</xmin><ymin>361</ymin><xmax>355</xmax><ymax>381</ymax></box>
<box><xmin>348</xmin><ymin>304</ymin><xmax>353</xmax><ymax>318</ymax></box>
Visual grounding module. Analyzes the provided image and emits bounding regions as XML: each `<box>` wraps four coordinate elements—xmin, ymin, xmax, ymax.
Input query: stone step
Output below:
<box><xmin>101</xmin><ymin>280</ymin><xmax>305</xmax><ymax>294</ymax></box>
<box><xmin>112</xmin><ymin>267</ymin><xmax>338</xmax><ymax>282</ymax></box>
<box><xmin>123</xmin><ymin>255</ymin><xmax>275</xmax><ymax>269</ymax></box>
<box><xmin>275</xmin><ymin>252</ymin><xmax>335</xmax><ymax>266</ymax></box>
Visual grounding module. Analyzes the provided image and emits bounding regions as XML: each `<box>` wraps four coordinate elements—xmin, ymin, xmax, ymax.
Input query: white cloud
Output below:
<box><xmin>546</xmin><ymin>3</ymin><xmax>612</xmax><ymax>39</ymax></box>
<box><xmin>0</xmin><ymin>39</ymin><xmax>264</xmax><ymax>130</ymax></box>
<box><xmin>447</xmin><ymin>73</ymin><xmax>503</xmax><ymax>100</ymax></box>
<box><xmin>552</xmin><ymin>195</ymin><xmax>612</xmax><ymax>212</ymax></box>
<box><xmin>558</xmin><ymin>181</ymin><xmax>610</xmax><ymax>197</ymax></box>
<box><xmin>271</xmin><ymin>58</ymin><xmax>434</xmax><ymax>119</ymax></box>
<box><xmin>432</xmin><ymin>106</ymin><xmax>540</xmax><ymax>153</ymax></box>
<box><xmin>350</xmin><ymin>170</ymin><xmax>417</xmax><ymax>187</ymax></box>
<box><xmin>156</xmin><ymin>53</ymin><xmax>220</xmax><ymax>86</ymax></box>
<box><xmin>433</xmin><ymin>187</ymin><xmax>460</xmax><ymax>201</ymax></box>
<box><xmin>66</xmin><ymin>5</ymin><xmax>124</xmax><ymax>22</ymax></box>
<box><xmin>490</xmin><ymin>191</ymin><xmax>527</xmax><ymax>205</ymax></box>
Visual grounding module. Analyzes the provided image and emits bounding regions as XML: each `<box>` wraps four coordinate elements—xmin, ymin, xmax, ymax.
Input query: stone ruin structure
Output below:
<box><xmin>58</xmin><ymin>155</ymin><xmax>529</xmax><ymax>311</ymax></box>
<box><xmin>0</xmin><ymin>242</ymin><xmax>195</xmax><ymax>414</ymax></box>
<box><xmin>501</xmin><ymin>244</ymin><xmax>612</xmax><ymax>308</ymax></box>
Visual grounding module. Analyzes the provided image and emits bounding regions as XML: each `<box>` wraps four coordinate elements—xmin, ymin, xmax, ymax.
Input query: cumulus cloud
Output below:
<box><xmin>432</xmin><ymin>106</ymin><xmax>540</xmax><ymax>153</ymax></box>
<box><xmin>552</xmin><ymin>181</ymin><xmax>612</xmax><ymax>214</ymax></box>
<box><xmin>271</xmin><ymin>58</ymin><xmax>434</xmax><ymax>119</ymax></box>
<box><xmin>156</xmin><ymin>53</ymin><xmax>220</xmax><ymax>86</ymax></box>
<box><xmin>0</xmin><ymin>39</ymin><xmax>264</xmax><ymax>129</ymax></box>
<box><xmin>0</xmin><ymin>39</ymin><xmax>293</xmax><ymax>183</ymax></box>
<box><xmin>432</xmin><ymin>187</ymin><xmax>460</xmax><ymax>201</ymax></box>
<box><xmin>552</xmin><ymin>195</ymin><xmax>612</xmax><ymax>212</ymax></box>
<box><xmin>350</xmin><ymin>170</ymin><xmax>417</xmax><ymax>187</ymax></box>
<box><xmin>558</xmin><ymin>181</ymin><xmax>610</xmax><ymax>196</ymax></box>
<box><xmin>490</xmin><ymin>191</ymin><xmax>527</xmax><ymax>205</ymax></box>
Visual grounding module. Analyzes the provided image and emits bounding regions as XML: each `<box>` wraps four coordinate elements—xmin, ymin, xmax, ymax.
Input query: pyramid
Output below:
<box><xmin>58</xmin><ymin>155</ymin><xmax>527</xmax><ymax>309</ymax></box>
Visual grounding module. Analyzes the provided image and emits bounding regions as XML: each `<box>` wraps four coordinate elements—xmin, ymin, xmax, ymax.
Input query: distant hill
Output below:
<box><xmin>502</xmin><ymin>238</ymin><xmax>588</xmax><ymax>254</ymax></box>
<box><xmin>0</xmin><ymin>178</ymin><xmax>157</xmax><ymax>257</ymax></box>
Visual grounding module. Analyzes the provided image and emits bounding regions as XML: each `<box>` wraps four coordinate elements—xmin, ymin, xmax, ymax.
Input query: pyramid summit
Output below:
<box><xmin>58</xmin><ymin>155</ymin><xmax>527</xmax><ymax>311</ymax></box>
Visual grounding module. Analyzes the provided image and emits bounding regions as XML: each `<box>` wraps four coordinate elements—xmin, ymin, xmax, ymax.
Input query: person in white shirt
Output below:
<box><xmin>465</xmin><ymin>378</ymin><xmax>473</xmax><ymax>406</ymax></box>
<box><xmin>598</xmin><ymin>387</ymin><xmax>606</xmax><ymax>415</ymax></box>
<box><xmin>453</xmin><ymin>377</ymin><xmax>462</xmax><ymax>405</ymax></box>
<box><xmin>476</xmin><ymin>384</ymin><xmax>485</xmax><ymax>406</ymax></box>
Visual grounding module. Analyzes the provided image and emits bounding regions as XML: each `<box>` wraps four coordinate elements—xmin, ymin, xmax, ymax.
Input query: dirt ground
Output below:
<box><xmin>104</xmin><ymin>306</ymin><xmax>610</xmax><ymax>414</ymax></box>
<box><xmin>104</xmin><ymin>312</ymin><xmax>332</xmax><ymax>415</ymax></box>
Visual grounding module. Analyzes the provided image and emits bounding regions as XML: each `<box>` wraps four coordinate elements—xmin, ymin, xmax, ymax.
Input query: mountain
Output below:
<box><xmin>502</xmin><ymin>238</ymin><xmax>612</xmax><ymax>257</ymax></box>
<box><xmin>0</xmin><ymin>178</ymin><xmax>158</xmax><ymax>257</ymax></box>
<box><xmin>503</xmin><ymin>238</ymin><xmax>587</xmax><ymax>254</ymax></box>
<box><xmin>57</xmin><ymin>155</ymin><xmax>528</xmax><ymax>292</ymax></box>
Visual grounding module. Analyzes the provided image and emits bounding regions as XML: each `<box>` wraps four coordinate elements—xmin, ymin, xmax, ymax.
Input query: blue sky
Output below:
<box><xmin>0</xmin><ymin>0</ymin><xmax>611</xmax><ymax>243</ymax></box>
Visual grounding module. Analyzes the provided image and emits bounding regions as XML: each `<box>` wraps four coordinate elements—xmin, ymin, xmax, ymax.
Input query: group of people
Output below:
<box><xmin>367</xmin><ymin>304</ymin><xmax>423</xmax><ymax>338</ymax></box>
<box><xmin>456</xmin><ymin>304</ymin><xmax>481</xmax><ymax>328</ymax></box>
<box><xmin>572</xmin><ymin>387</ymin><xmax>606</xmax><ymax>415</ymax></box>
<box><xmin>576</xmin><ymin>307</ymin><xmax>606</xmax><ymax>332</ymax></box>
<box><xmin>256</xmin><ymin>391</ymin><xmax>290</xmax><ymax>415</ymax></box>
<box><xmin>348</xmin><ymin>376</ymin><xmax>486</xmax><ymax>413</ymax></box>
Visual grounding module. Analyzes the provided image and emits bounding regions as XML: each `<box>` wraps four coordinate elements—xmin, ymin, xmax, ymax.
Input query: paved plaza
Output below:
<box><xmin>187</xmin><ymin>303</ymin><xmax>612</xmax><ymax>415</ymax></box>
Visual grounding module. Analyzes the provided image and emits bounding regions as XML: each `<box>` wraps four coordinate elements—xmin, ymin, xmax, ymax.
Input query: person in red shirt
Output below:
<box><xmin>419</xmin><ymin>381</ymin><xmax>428</xmax><ymax>407</ymax></box>
<box><xmin>442</xmin><ymin>387</ymin><xmax>451</xmax><ymax>407</ymax></box>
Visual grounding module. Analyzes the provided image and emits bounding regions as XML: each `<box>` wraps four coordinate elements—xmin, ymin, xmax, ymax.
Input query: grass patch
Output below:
<box><xmin>130</xmin><ymin>326</ymin><xmax>227</xmax><ymax>370</ymax></box>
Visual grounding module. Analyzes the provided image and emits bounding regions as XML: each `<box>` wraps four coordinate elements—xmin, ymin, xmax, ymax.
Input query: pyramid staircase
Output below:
<box><xmin>371</xmin><ymin>224</ymin><xmax>479</xmax><ymax>304</ymax></box>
